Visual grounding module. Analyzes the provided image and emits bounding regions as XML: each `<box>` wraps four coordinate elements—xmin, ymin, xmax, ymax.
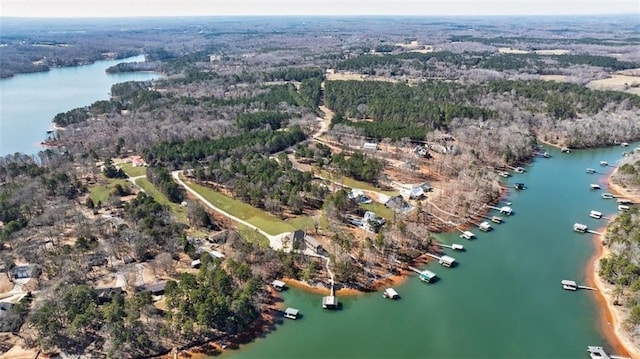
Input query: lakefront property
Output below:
<box><xmin>1</xmin><ymin>12</ymin><xmax>640</xmax><ymax>359</ymax></box>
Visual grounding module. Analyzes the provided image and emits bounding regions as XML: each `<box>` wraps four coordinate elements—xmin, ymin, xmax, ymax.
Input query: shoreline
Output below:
<box><xmin>584</xmin><ymin>171</ymin><xmax>640</xmax><ymax>358</ymax></box>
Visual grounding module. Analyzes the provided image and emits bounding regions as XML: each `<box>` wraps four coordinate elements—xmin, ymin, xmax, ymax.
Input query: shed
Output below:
<box><xmin>272</xmin><ymin>280</ymin><xmax>286</xmax><ymax>291</ymax></box>
<box><xmin>362</xmin><ymin>142</ymin><xmax>378</xmax><ymax>151</ymax></box>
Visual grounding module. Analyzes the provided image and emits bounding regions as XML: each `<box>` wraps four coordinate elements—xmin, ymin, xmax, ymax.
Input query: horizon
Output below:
<box><xmin>2</xmin><ymin>0</ymin><xmax>638</xmax><ymax>18</ymax></box>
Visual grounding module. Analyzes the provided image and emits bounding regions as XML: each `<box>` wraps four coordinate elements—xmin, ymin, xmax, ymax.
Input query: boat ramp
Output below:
<box><xmin>561</xmin><ymin>280</ymin><xmax>596</xmax><ymax>291</ymax></box>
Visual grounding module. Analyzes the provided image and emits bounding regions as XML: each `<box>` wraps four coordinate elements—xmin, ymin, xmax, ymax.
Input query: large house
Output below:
<box><xmin>290</xmin><ymin>229</ymin><xmax>323</xmax><ymax>254</ymax></box>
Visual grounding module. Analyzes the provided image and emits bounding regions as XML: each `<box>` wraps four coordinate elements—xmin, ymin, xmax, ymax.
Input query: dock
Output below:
<box><xmin>587</xmin><ymin>345</ymin><xmax>630</xmax><ymax>359</ymax></box>
<box><xmin>488</xmin><ymin>205</ymin><xmax>513</xmax><ymax>216</ymax></box>
<box><xmin>383</xmin><ymin>288</ymin><xmax>400</xmax><ymax>299</ymax></box>
<box><xmin>424</xmin><ymin>252</ymin><xmax>456</xmax><ymax>267</ymax></box>
<box><xmin>589</xmin><ymin>210</ymin><xmax>602</xmax><ymax>219</ymax></box>
<box><xmin>458</xmin><ymin>229</ymin><xmax>476</xmax><ymax>240</ymax></box>
<box><xmin>409</xmin><ymin>266</ymin><xmax>437</xmax><ymax>283</ymax></box>
<box><xmin>586</xmin><ymin>168</ymin><xmax>597</xmax><ymax>174</ymax></box>
<box><xmin>435</xmin><ymin>243</ymin><xmax>465</xmax><ymax>251</ymax></box>
<box><xmin>284</xmin><ymin>307</ymin><xmax>300</xmax><ymax>319</ymax></box>
<box><xmin>561</xmin><ymin>280</ymin><xmax>596</xmax><ymax>291</ymax></box>
<box><xmin>590</xmin><ymin>183</ymin><xmax>601</xmax><ymax>190</ymax></box>
<box><xmin>478</xmin><ymin>221</ymin><xmax>492</xmax><ymax>232</ymax></box>
<box><xmin>602</xmin><ymin>193</ymin><xmax>615</xmax><ymax>199</ymax></box>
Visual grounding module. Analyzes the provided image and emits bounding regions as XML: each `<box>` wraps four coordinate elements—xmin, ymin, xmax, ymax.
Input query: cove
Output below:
<box><xmin>222</xmin><ymin>142</ymin><xmax>637</xmax><ymax>359</ymax></box>
<box><xmin>0</xmin><ymin>55</ymin><xmax>160</xmax><ymax>156</ymax></box>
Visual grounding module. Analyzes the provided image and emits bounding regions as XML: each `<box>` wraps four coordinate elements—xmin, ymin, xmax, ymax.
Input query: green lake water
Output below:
<box><xmin>223</xmin><ymin>143</ymin><xmax>638</xmax><ymax>359</ymax></box>
<box><xmin>0</xmin><ymin>55</ymin><xmax>160</xmax><ymax>156</ymax></box>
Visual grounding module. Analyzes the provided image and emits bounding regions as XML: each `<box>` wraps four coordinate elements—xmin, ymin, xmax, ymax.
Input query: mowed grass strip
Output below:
<box><xmin>183</xmin><ymin>181</ymin><xmax>295</xmax><ymax>236</ymax></box>
<box><xmin>361</xmin><ymin>202</ymin><xmax>394</xmax><ymax>220</ymax></box>
<box><xmin>135</xmin><ymin>177</ymin><xmax>187</xmax><ymax>223</ymax></box>
<box><xmin>318</xmin><ymin>170</ymin><xmax>399</xmax><ymax>196</ymax></box>
<box><xmin>119</xmin><ymin>162</ymin><xmax>147</xmax><ymax>177</ymax></box>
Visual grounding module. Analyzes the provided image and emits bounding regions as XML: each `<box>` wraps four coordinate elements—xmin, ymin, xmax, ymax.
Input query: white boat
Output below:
<box><xmin>574</xmin><ymin>223</ymin><xmax>588</xmax><ymax>233</ymax></box>
<box><xmin>602</xmin><ymin>193</ymin><xmax>614</xmax><ymax>199</ymax></box>
<box><xmin>600</xmin><ymin>161</ymin><xmax>608</xmax><ymax>166</ymax></box>
<box><xmin>618</xmin><ymin>205</ymin><xmax>630</xmax><ymax>211</ymax></box>
<box><xmin>451</xmin><ymin>244</ymin><xmax>465</xmax><ymax>251</ymax></box>
<box><xmin>561</xmin><ymin>147</ymin><xmax>571</xmax><ymax>153</ymax></box>
<box><xmin>590</xmin><ymin>184</ymin><xmax>601</xmax><ymax>190</ymax></box>
<box><xmin>514</xmin><ymin>167</ymin><xmax>525</xmax><ymax>173</ymax></box>
<box><xmin>586</xmin><ymin>168</ymin><xmax>596</xmax><ymax>174</ymax></box>
<box><xmin>621</xmin><ymin>142</ymin><xmax>629</xmax><ymax>147</ymax></box>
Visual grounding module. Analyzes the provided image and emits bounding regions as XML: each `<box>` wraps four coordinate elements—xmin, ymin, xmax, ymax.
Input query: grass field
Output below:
<box><xmin>361</xmin><ymin>202</ymin><xmax>394</xmax><ymax>220</ymax></box>
<box><xmin>119</xmin><ymin>163</ymin><xmax>147</xmax><ymax>177</ymax></box>
<box><xmin>237</xmin><ymin>223</ymin><xmax>270</xmax><ymax>247</ymax></box>
<box><xmin>319</xmin><ymin>170</ymin><xmax>399</xmax><ymax>196</ymax></box>
<box><xmin>135</xmin><ymin>177</ymin><xmax>188</xmax><ymax>223</ymax></box>
<box><xmin>88</xmin><ymin>177</ymin><xmax>130</xmax><ymax>204</ymax></box>
<box><xmin>183</xmin><ymin>181</ymin><xmax>295</xmax><ymax>236</ymax></box>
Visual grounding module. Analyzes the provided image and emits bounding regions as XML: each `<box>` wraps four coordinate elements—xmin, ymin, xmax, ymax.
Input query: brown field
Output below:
<box><xmin>540</xmin><ymin>74</ymin><xmax>568</xmax><ymax>82</ymax></box>
<box><xmin>588</xmin><ymin>75</ymin><xmax>640</xmax><ymax>95</ymax></box>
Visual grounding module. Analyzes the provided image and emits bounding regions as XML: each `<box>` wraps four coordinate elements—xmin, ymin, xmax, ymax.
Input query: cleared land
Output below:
<box><xmin>588</xmin><ymin>75</ymin><xmax>640</xmax><ymax>95</ymax></box>
<box><xmin>88</xmin><ymin>176</ymin><xmax>130</xmax><ymax>204</ymax></box>
<box><xmin>182</xmin><ymin>180</ymin><xmax>295</xmax><ymax>235</ymax></box>
<box><xmin>135</xmin><ymin>177</ymin><xmax>187</xmax><ymax>223</ymax></box>
<box><xmin>119</xmin><ymin>162</ymin><xmax>147</xmax><ymax>177</ymax></box>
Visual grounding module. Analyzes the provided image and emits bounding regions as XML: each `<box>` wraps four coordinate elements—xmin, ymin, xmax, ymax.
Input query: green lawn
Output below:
<box><xmin>361</xmin><ymin>202</ymin><xmax>394</xmax><ymax>220</ymax></box>
<box><xmin>135</xmin><ymin>177</ymin><xmax>187</xmax><ymax>223</ymax></box>
<box><xmin>119</xmin><ymin>162</ymin><xmax>147</xmax><ymax>177</ymax></box>
<box><xmin>183</xmin><ymin>180</ymin><xmax>295</xmax><ymax>236</ymax></box>
<box><xmin>318</xmin><ymin>170</ymin><xmax>399</xmax><ymax>196</ymax></box>
<box><xmin>237</xmin><ymin>223</ymin><xmax>270</xmax><ymax>248</ymax></box>
<box><xmin>88</xmin><ymin>177</ymin><xmax>130</xmax><ymax>204</ymax></box>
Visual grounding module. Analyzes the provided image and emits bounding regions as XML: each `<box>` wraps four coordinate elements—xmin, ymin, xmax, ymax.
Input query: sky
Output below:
<box><xmin>1</xmin><ymin>0</ymin><xmax>638</xmax><ymax>17</ymax></box>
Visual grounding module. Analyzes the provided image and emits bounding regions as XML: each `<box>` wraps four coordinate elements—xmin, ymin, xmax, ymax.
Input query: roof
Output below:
<box><xmin>305</xmin><ymin>235</ymin><xmax>322</xmax><ymax>249</ymax></box>
<box><xmin>384</xmin><ymin>288</ymin><xmax>399</xmax><ymax>297</ymax></box>
<box><xmin>285</xmin><ymin>307</ymin><xmax>299</xmax><ymax>316</ymax></box>
<box><xmin>290</xmin><ymin>229</ymin><xmax>305</xmax><ymax>241</ymax></box>
<box><xmin>272</xmin><ymin>280</ymin><xmax>286</xmax><ymax>288</ymax></box>
<box><xmin>440</xmin><ymin>255</ymin><xmax>455</xmax><ymax>264</ymax></box>
<box><xmin>323</xmin><ymin>295</ymin><xmax>338</xmax><ymax>306</ymax></box>
<box><xmin>139</xmin><ymin>281</ymin><xmax>167</xmax><ymax>293</ymax></box>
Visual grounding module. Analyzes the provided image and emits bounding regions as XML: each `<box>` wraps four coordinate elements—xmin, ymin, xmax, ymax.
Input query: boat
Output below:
<box><xmin>498</xmin><ymin>171</ymin><xmax>510</xmax><ymax>178</ymax></box>
<box><xmin>617</xmin><ymin>198</ymin><xmax>634</xmax><ymax>205</ymax></box>
<box><xmin>513</xmin><ymin>183</ymin><xmax>525</xmax><ymax>190</ymax></box>
<box><xmin>618</xmin><ymin>205</ymin><xmax>630</xmax><ymax>211</ymax></box>
<box><xmin>418</xmin><ymin>270</ymin><xmax>437</xmax><ymax>283</ymax></box>
<box><xmin>602</xmin><ymin>193</ymin><xmax>614</xmax><ymax>199</ymax></box>
<box><xmin>284</xmin><ymin>307</ymin><xmax>300</xmax><ymax>319</ymax></box>
<box><xmin>514</xmin><ymin>166</ymin><xmax>525</xmax><ymax>173</ymax></box>
<box><xmin>561</xmin><ymin>147</ymin><xmax>571</xmax><ymax>153</ymax></box>
<box><xmin>542</xmin><ymin>151</ymin><xmax>551</xmax><ymax>158</ymax></box>
<box><xmin>600</xmin><ymin>161</ymin><xmax>608</xmax><ymax>166</ymax></box>
<box><xmin>586</xmin><ymin>168</ymin><xmax>596</xmax><ymax>174</ymax></box>
<box><xmin>621</xmin><ymin>142</ymin><xmax>629</xmax><ymax>147</ymax></box>
<box><xmin>561</xmin><ymin>280</ymin><xmax>578</xmax><ymax>291</ymax></box>
<box><xmin>382</xmin><ymin>288</ymin><xmax>400</xmax><ymax>299</ymax></box>
<box><xmin>589</xmin><ymin>210</ymin><xmax>602</xmax><ymax>219</ymax></box>
<box><xmin>491</xmin><ymin>216</ymin><xmax>503</xmax><ymax>223</ymax></box>
<box><xmin>573</xmin><ymin>223</ymin><xmax>588</xmax><ymax>233</ymax></box>
<box><xmin>589</xmin><ymin>184</ymin><xmax>601</xmax><ymax>190</ymax></box>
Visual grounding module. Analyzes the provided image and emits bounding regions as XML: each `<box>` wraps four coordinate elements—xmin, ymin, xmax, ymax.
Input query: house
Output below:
<box><xmin>362</xmin><ymin>142</ymin><xmax>378</xmax><ymax>151</ymax></box>
<box><xmin>363</xmin><ymin>211</ymin><xmax>385</xmax><ymax>233</ymax></box>
<box><xmin>137</xmin><ymin>281</ymin><xmax>168</xmax><ymax>295</ymax></box>
<box><xmin>419</xmin><ymin>182</ymin><xmax>432</xmax><ymax>192</ymax></box>
<box><xmin>385</xmin><ymin>195</ymin><xmax>410</xmax><ymax>212</ymax></box>
<box><xmin>95</xmin><ymin>287</ymin><xmax>123</xmax><ymax>305</ymax></box>
<box><xmin>290</xmin><ymin>229</ymin><xmax>323</xmax><ymax>254</ymax></box>
<box><xmin>10</xmin><ymin>264</ymin><xmax>40</xmax><ymax>280</ymax></box>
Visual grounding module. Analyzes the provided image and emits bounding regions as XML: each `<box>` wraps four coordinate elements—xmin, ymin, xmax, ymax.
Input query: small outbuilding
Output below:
<box><xmin>284</xmin><ymin>307</ymin><xmax>300</xmax><ymax>319</ymax></box>
<box><xmin>272</xmin><ymin>280</ymin><xmax>286</xmax><ymax>291</ymax></box>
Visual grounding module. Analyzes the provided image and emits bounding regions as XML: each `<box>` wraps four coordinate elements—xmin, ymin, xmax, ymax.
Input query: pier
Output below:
<box><xmin>488</xmin><ymin>205</ymin><xmax>513</xmax><ymax>216</ymax></box>
<box><xmin>435</xmin><ymin>242</ymin><xmax>465</xmax><ymax>251</ymax></box>
<box><xmin>408</xmin><ymin>266</ymin><xmax>437</xmax><ymax>283</ymax></box>
<box><xmin>424</xmin><ymin>252</ymin><xmax>456</xmax><ymax>267</ymax></box>
<box><xmin>562</xmin><ymin>280</ymin><xmax>596</xmax><ymax>291</ymax></box>
<box><xmin>587</xmin><ymin>346</ymin><xmax>629</xmax><ymax>359</ymax></box>
<box><xmin>458</xmin><ymin>228</ymin><xmax>476</xmax><ymax>240</ymax></box>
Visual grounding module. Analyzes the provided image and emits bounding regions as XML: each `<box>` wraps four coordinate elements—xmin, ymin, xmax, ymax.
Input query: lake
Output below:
<box><xmin>221</xmin><ymin>143</ymin><xmax>636</xmax><ymax>359</ymax></box>
<box><xmin>0</xmin><ymin>55</ymin><xmax>160</xmax><ymax>156</ymax></box>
